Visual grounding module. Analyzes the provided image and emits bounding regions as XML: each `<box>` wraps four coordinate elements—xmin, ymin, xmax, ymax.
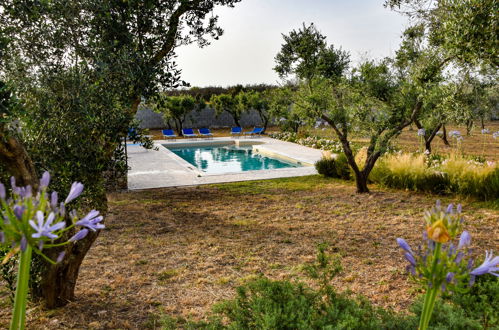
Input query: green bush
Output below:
<box><xmin>400</xmin><ymin>296</ymin><xmax>483</xmax><ymax>330</ymax></box>
<box><xmin>315</xmin><ymin>157</ymin><xmax>338</xmax><ymax>178</ymax></box>
<box><xmin>445</xmin><ymin>274</ymin><xmax>499</xmax><ymax>328</ymax></box>
<box><xmin>315</xmin><ymin>154</ymin><xmax>351</xmax><ymax>180</ymax></box>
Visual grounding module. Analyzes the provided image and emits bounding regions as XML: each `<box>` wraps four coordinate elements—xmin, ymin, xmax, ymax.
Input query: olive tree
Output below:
<box><xmin>275</xmin><ymin>24</ymin><xmax>445</xmax><ymax>193</ymax></box>
<box><xmin>151</xmin><ymin>94</ymin><xmax>198</xmax><ymax>133</ymax></box>
<box><xmin>0</xmin><ymin>0</ymin><xmax>241</xmax><ymax>307</ymax></box>
<box><xmin>210</xmin><ymin>93</ymin><xmax>242</xmax><ymax>127</ymax></box>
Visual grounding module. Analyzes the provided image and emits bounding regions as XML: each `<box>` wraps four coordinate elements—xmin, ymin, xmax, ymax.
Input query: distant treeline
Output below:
<box><xmin>165</xmin><ymin>84</ymin><xmax>278</xmax><ymax>101</ymax></box>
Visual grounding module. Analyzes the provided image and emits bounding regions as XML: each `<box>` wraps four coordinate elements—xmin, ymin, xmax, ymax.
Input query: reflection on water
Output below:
<box><xmin>168</xmin><ymin>145</ymin><xmax>301</xmax><ymax>174</ymax></box>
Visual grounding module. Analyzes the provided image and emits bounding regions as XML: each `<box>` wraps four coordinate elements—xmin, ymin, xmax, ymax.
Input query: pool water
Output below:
<box><xmin>167</xmin><ymin>145</ymin><xmax>302</xmax><ymax>174</ymax></box>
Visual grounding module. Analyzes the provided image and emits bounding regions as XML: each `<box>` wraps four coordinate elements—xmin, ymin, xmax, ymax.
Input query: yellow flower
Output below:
<box><xmin>427</xmin><ymin>220</ymin><xmax>450</xmax><ymax>243</ymax></box>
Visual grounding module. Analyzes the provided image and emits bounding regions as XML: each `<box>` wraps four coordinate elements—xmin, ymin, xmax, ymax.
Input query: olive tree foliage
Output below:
<box><xmin>265</xmin><ymin>87</ymin><xmax>305</xmax><ymax>133</ymax></box>
<box><xmin>210</xmin><ymin>93</ymin><xmax>242</xmax><ymax>127</ymax></box>
<box><xmin>385</xmin><ymin>0</ymin><xmax>498</xmax><ymax>68</ymax></box>
<box><xmin>275</xmin><ymin>23</ymin><xmax>446</xmax><ymax>193</ymax></box>
<box><xmin>0</xmin><ymin>0</ymin><xmax>241</xmax><ymax>308</ymax></box>
<box><xmin>150</xmin><ymin>94</ymin><xmax>198</xmax><ymax>133</ymax></box>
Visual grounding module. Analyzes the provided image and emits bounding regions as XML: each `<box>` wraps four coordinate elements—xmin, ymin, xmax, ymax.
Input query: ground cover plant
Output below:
<box><xmin>0</xmin><ymin>176</ymin><xmax>496</xmax><ymax>328</ymax></box>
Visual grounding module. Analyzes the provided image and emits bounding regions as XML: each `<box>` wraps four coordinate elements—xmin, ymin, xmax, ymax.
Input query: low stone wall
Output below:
<box><xmin>135</xmin><ymin>106</ymin><xmax>264</xmax><ymax>129</ymax></box>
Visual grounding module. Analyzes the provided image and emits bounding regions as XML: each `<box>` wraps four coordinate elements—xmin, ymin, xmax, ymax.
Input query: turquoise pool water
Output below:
<box><xmin>166</xmin><ymin>145</ymin><xmax>303</xmax><ymax>174</ymax></box>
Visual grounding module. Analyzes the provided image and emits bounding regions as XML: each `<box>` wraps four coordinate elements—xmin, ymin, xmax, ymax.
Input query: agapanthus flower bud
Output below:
<box><xmin>20</xmin><ymin>236</ymin><xmax>27</xmax><ymax>252</ymax></box>
<box><xmin>458</xmin><ymin>231</ymin><xmax>471</xmax><ymax>250</ymax></box>
<box><xmin>446</xmin><ymin>204</ymin><xmax>453</xmax><ymax>214</ymax></box>
<box><xmin>0</xmin><ymin>183</ymin><xmax>5</xmax><ymax>199</ymax></box>
<box><xmin>397</xmin><ymin>238</ymin><xmax>414</xmax><ymax>255</ymax></box>
<box><xmin>405</xmin><ymin>252</ymin><xmax>416</xmax><ymax>267</ymax></box>
<box><xmin>40</xmin><ymin>172</ymin><xmax>50</xmax><ymax>189</ymax></box>
<box><xmin>64</xmin><ymin>182</ymin><xmax>84</xmax><ymax>204</ymax></box>
<box><xmin>454</xmin><ymin>252</ymin><xmax>464</xmax><ymax>264</ymax></box>
<box><xmin>56</xmin><ymin>251</ymin><xmax>66</xmax><ymax>263</ymax></box>
<box><xmin>457</xmin><ymin>204</ymin><xmax>462</xmax><ymax>213</ymax></box>
<box><xmin>69</xmin><ymin>229</ymin><xmax>89</xmax><ymax>242</ymax></box>
<box><xmin>446</xmin><ymin>272</ymin><xmax>454</xmax><ymax>283</ymax></box>
<box><xmin>50</xmin><ymin>191</ymin><xmax>58</xmax><ymax>209</ymax></box>
<box><xmin>13</xmin><ymin>205</ymin><xmax>24</xmax><ymax>220</ymax></box>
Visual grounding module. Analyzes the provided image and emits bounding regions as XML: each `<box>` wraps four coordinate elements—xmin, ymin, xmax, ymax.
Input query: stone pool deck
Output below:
<box><xmin>127</xmin><ymin>137</ymin><xmax>323</xmax><ymax>190</ymax></box>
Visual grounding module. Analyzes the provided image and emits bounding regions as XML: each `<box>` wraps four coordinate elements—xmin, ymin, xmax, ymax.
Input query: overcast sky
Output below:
<box><xmin>175</xmin><ymin>0</ymin><xmax>410</xmax><ymax>87</ymax></box>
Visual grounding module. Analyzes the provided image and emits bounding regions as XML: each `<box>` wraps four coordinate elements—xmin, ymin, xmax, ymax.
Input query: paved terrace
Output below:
<box><xmin>127</xmin><ymin>137</ymin><xmax>323</xmax><ymax>190</ymax></box>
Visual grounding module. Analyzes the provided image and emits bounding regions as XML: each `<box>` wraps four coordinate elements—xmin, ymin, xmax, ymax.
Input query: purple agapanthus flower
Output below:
<box><xmin>493</xmin><ymin>131</ymin><xmax>499</xmax><ymax>139</ymax></box>
<box><xmin>457</xmin><ymin>231</ymin><xmax>471</xmax><ymax>250</ymax></box>
<box><xmin>40</xmin><ymin>171</ymin><xmax>50</xmax><ymax>189</ymax></box>
<box><xmin>417</xmin><ymin>128</ymin><xmax>426</xmax><ymax>136</ymax></box>
<box><xmin>470</xmin><ymin>251</ymin><xmax>499</xmax><ymax>277</ymax></box>
<box><xmin>449</xmin><ymin>130</ymin><xmax>461</xmax><ymax>138</ymax></box>
<box><xmin>69</xmin><ymin>228</ymin><xmax>89</xmax><ymax>242</ymax></box>
<box><xmin>481</xmin><ymin>128</ymin><xmax>490</xmax><ymax>134</ymax></box>
<box><xmin>29</xmin><ymin>211</ymin><xmax>65</xmax><ymax>240</ymax></box>
<box><xmin>397</xmin><ymin>238</ymin><xmax>414</xmax><ymax>255</ymax></box>
<box><xmin>64</xmin><ymin>182</ymin><xmax>84</xmax><ymax>204</ymax></box>
<box><xmin>76</xmin><ymin>210</ymin><xmax>104</xmax><ymax>231</ymax></box>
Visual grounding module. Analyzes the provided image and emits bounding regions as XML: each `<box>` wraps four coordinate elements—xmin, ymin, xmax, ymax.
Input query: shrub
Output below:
<box><xmin>315</xmin><ymin>157</ymin><xmax>338</xmax><ymax>178</ymax></box>
<box><xmin>370</xmin><ymin>153</ymin><xmax>449</xmax><ymax>193</ymax></box>
<box><xmin>401</xmin><ymin>296</ymin><xmax>483</xmax><ymax>330</ymax></box>
<box><xmin>441</xmin><ymin>156</ymin><xmax>499</xmax><ymax>200</ymax></box>
<box><xmin>315</xmin><ymin>153</ymin><xmax>351</xmax><ymax>180</ymax></box>
<box><xmin>212</xmin><ymin>246</ymin><xmax>404</xmax><ymax>329</ymax></box>
<box><xmin>445</xmin><ymin>274</ymin><xmax>499</xmax><ymax>328</ymax></box>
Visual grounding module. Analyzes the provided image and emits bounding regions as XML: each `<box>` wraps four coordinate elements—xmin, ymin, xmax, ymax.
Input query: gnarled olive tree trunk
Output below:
<box><xmin>0</xmin><ymin>131</ymin><xmax>38</xmax><ymax>187</ymax></box>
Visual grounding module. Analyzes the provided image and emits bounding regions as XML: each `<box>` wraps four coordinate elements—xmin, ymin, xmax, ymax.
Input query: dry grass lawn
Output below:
<box><xmin>1</xmin><ymin>176</ymin><xmax>497</xmax><ymax>329</ymax></box>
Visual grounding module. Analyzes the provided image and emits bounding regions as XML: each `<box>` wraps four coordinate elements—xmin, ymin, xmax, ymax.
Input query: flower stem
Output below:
<box><xmin>10</xmin><ymin>245</ymin><xmax>32</xmax><ymax>330</ymax></box>
<box><xmin>419</xmin><ymin>242</ymin><xmax>441</xmax><ymax>330</ymax></box>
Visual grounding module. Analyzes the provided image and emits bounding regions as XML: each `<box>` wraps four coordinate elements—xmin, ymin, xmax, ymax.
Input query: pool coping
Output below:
<box><xmin>127</xmin><ymin>137</ymin><xmax>323</xmax><ymax>190</ymax></box>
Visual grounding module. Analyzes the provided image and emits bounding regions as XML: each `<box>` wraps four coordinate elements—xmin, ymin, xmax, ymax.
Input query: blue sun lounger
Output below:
<box><xmin>181</xmin><ymin>128</ymin><xmax>198</xmax><ymax>138</ymax></box>
<box><xmin>231</xmin><ymin>127</ymin><xmax>242</xmax><ymax>138</ymax></box>
<box><xmin>198</xmin><ymin>128</ymin><xmax>213</xmax><ymax>139</ymax></box>
<box><xmin>162</xmin><ymin>129</ymin><xmax>177</xmax><ymax>140</ymax></box>
<box><xmin>243</xmin><ymin>127</ymin><xmax>264</xmax><ymax>137</ymax></box>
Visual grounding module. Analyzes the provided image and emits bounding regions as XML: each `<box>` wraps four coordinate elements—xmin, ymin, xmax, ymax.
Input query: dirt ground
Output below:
<box><xmin>1</xmin><ymin>176</ymin><xmax>497</xmax><ymax>329</ymax></box>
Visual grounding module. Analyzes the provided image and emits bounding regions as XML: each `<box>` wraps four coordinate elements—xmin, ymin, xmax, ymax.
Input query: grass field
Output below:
<box><xmin>1</xmin><ymin>176</ymin><xmax>496</xmax><ymax>329</ymax></box>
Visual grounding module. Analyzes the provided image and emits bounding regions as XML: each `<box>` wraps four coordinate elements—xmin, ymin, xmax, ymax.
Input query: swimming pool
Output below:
<box><xmin>166</xmin><ymin>145</ymin><xmax>303</xmax><ymax>174</ymax></box>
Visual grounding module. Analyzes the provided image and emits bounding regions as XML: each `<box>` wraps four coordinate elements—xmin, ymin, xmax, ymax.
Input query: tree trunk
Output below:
<box><xmin>262</xmin><ymin>115</ymin><xmax>269</xmax><ymax>132</ymax></box>
<box><xmin>440</xmin><ymin>125</ymin><xmax>450</xmax><ymax>146</ymax></box>
<box><xmin>38</xmin><ymin>193</ymin><xmax>107</xmax><ymax>308</ymax></box>
<box><xmin>354</xmin><ymin>171</ymin><xmax>370</xmax><ymax>193</ymax></box>
<box><xmin>0</xmin><ymin>132</ymin><xmax>38</xmax><ymax>187</ymax></box>
<box><xmin>39</xmin><ymin>231</ymin><xmax>100</xmax><ymax>307</ymax></box>
<box><xmin>466</xmin><ymin>120</ymin><xmax>473</xmax><ymax>135</ymax></box>
<box><xmin>232</xmin><ymin>115</ymin><xmax>241</xmax><ymax>128</ymax></box>
<box><xmin>424</xmin><ymin>123</ymin><xmax>442</xmax><ymax>153</ymax></box>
